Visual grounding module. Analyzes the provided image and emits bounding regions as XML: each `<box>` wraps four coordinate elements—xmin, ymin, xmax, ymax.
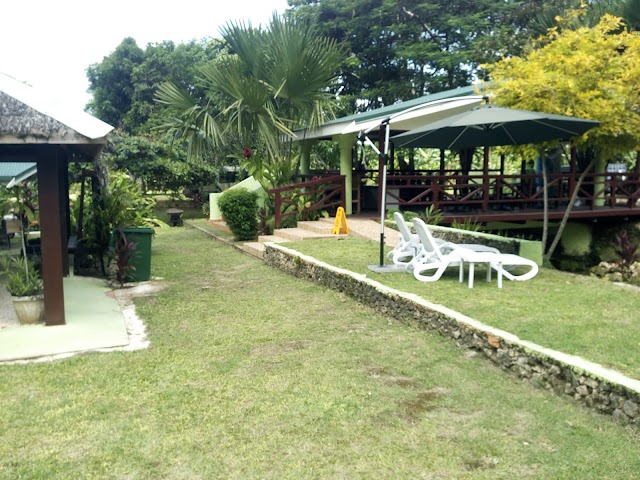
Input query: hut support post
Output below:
<box><xmin>37</xmin><ymin>149</ymin><xmax>66</xmax><ymax>326</ymax></box>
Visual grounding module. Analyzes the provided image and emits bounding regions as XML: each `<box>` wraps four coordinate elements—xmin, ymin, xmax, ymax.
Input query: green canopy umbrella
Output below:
<box><xmin>392</xmin><ymin>104</ymin><xmax>601</xmax><ymax>149</ymax></box>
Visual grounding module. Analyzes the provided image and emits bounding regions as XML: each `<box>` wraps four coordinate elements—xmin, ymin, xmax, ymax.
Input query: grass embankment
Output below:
<box><xmin>1</xmin><ymin>228</ymin><xmax>639</xmax><ymax>478</ymax></box>
<box><xmin>285</xmin><ymin>237</ymin><xmax>640</xmax><ymax>380</ymax></box>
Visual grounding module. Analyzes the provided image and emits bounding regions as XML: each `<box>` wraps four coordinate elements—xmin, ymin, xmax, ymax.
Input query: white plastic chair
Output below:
<box><xmin>411</xmin><ymin>218</ymin><xmax>539</xmax><ymax>287</ymax></box>
<box><xmin>388</xmin><ymin>212</ymin><xmax>500</xmax><ymax>269</ymax></box>
<box><xmin>410</xmin><ymin>218</ymin><xmax>472</xmax><ymax>282</ymax></box>
<box><xmin>387</xmin><ymin>212</ymin><xmax>421</xmax><ymax>267</ymax></box>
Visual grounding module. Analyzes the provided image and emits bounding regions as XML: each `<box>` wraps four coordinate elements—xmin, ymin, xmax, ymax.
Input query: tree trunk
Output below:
<box><xmin>541</xmin><ymin>154</ymin><xmax>549</xmax><ymax>260</ymax></box>
<box><xmin>544</xmin><ymin>158</ymin><xmax>597</xmax><ymax>263</ymax></box>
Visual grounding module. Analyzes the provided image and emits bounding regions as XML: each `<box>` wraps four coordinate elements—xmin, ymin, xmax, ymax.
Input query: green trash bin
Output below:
<box><xmin>120</xmin><ymin>227</ymin><xmax>155</xmax><ymax>282</ymax></box>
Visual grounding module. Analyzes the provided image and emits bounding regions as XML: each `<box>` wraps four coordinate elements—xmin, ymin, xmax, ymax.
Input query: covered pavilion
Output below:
<box><xmin>0</xmin><ymin>72</ymin><xmax>113</xmax><ymax>326</ymax></box>
<box><xmin>290</xmin><ymin>87</ymin><xmax>640</xmax><ymax>225</ymax></box>
<box><xmin>294</xmin><ymin>86</ymin><xmax>484</xmax><ymax>214</ymax></box>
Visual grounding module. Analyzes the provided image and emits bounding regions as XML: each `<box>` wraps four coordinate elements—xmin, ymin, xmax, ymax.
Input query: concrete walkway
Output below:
<box><xmin>0</xmin><ymin>276</ymin><xmax>130</xmax><ymax>362</ymax></box>
<box><xmin>341</xmin><ymin>216</ymin><xmax>400</xmax><ymax>246</ymax></box>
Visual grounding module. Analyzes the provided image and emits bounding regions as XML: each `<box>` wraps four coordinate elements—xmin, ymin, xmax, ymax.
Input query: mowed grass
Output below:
<box><xmin>285</xmin><ymin>237</ymin><xmax>640</xmax><ymax>380</ymax></box>
<box><xmin>0</xmin><ymin>228</ymin><xmax>638</xmax><ymax>479</ymax></box>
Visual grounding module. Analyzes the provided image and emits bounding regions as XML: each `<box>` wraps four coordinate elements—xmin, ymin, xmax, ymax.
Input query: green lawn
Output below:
<box><xmin>283</xmin><ymin>237</ymin><xmax>640</xmax><ymax>380</ymax></box>
<box><xmin>1</xmin><ymin>228</ymin><xmax>639</xmax><ymax>478</ymax></box>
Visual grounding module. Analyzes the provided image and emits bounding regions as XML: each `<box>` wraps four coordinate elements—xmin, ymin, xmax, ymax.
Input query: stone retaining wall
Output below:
<box><xmin>264</xmin><ymin>243</ymin><xmax>640</xmax><ymax>425</ymax></box>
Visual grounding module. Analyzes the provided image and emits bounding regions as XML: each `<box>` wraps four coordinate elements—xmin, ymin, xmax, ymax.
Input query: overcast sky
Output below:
<box><xmin>1</xmin><ymin>0</ymin><xmax>289</xmax><ymax>111</ymax></box>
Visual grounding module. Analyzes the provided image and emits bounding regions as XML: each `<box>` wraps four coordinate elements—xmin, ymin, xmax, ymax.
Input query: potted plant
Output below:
<box><xmin>0</xmin><ymin>256</ymin><xmax>44</xmax><ymax>324</ymax></box>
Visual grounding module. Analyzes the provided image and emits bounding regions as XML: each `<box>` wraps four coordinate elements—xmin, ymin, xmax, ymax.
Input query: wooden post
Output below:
<box><xmin>439</xmin><ymin>149</ymin><xmax>446</xmax><ymax>203</ymax></box>
<box><xmin>569</xmin><ymin>146</ymin><xmax>577</xmax><ymax>200</ymax></box>
<box><xmin>37</xmin><ymin>148</ymin><xmax>66</xmax><ymax>326</ymax></box>
<box><xmin>274</xmin><ymin>192</ymin><xmax>282</xmax><ymax>229</ymax></box>
<box><xmin>482</xmin><ymin>146</ymin><xmax>490</xmax><ymax>211</ymax></box>
<box><xmin>59</xmin><ymin>153</ymin><xmax>70</xmax><ymax>276</ymax></box>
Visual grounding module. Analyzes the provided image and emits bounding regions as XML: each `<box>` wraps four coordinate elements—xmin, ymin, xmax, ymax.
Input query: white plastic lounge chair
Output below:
<box><xmin>388</xmin><ymin>212</ymin><xmax>500</xmax><ymax>268</ymax></box>
<box><xmin>411</xmin><ymin>218</ymin><xmax>539</xmax><ymax>287</ymax></box>
<box><xmin>387</xmin><ymin>212</ymin><xmax>422</xmax><ymax>266</ymax></box>
<box><xmin>410</xmin><ymin>218</ymin><xmax>474</xmax><ymax>282</ymax></box>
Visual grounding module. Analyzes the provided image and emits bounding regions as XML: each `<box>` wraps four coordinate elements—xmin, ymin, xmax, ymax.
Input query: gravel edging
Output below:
<box><xmin>264</xmin><ymin>241</ymin><xmax>640</xmax><ymax>425</ymax></box>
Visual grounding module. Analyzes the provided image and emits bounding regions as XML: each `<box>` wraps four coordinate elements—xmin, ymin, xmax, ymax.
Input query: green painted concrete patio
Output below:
<box><xmin>0</xmin><ymin>276</ymin><xmax>129</xmax><ymax>362</ymax></box>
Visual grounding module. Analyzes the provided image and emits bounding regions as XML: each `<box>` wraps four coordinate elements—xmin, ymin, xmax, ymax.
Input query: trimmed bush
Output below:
<box><xmin>218</xmin><ymin>188</ymin><xmax>259</xmax><ymax>240</ymax></box>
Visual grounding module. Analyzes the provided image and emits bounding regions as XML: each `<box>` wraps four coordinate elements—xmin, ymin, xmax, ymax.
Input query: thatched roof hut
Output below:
<box><xmin>0</xmin><ymin>72</ymin><xmax>113</xmax><ymax>325</ymax></box>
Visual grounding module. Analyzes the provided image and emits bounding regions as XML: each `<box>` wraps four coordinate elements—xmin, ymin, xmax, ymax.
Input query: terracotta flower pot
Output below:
<box><xmin>12</xmin><ymin>294</ymin><xmax>45</xmax><ymax>325</ymax></box>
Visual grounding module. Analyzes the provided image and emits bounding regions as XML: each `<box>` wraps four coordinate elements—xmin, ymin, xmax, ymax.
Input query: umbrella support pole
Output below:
<box><xmin>366</xmin><ymin>123</ymin><xmax>406</xmax><ymax>273</ymax></box>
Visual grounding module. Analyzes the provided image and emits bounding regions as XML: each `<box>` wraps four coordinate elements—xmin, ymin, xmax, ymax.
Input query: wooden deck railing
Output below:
<box><xmin>380</xmin><ymin>172</ymin><xmax>640</xmax><ymax>211</ymax></box>
<box><xmin>271</xmin><ymin>171</ymin><xmax>639</xmax><ymax>223</ymax></box>
<box><xmin>268</xmin><ymin>175</ymin><xmax>346</xmax><ymax>229</ymax></box>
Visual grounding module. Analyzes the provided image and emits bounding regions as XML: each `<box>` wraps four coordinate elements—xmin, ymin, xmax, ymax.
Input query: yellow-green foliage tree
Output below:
<box><xmin>483</xmin><ymin>13</ymin><xmax>640</xmax><ymax>163</ymax></box>
<box><xmin>482</xmin><ymin>13</ymin><xmax>640</xmax><ymax>262</ymax></box>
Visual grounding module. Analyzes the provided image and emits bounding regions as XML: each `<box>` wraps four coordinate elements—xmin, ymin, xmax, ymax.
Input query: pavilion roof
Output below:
<box><xmin>0</xmin><ymin>72</ymin><xmax>113</xmax><ymax>151</ymax></box>
<box><xmin>294</xmin><ymin>85</ymin><xmax>483</xmax><ymax>141</ymax></box>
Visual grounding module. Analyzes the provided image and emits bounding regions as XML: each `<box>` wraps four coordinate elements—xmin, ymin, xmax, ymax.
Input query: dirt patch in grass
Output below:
<box><xmin>365</xmin><ymin>366</ymin><xmax>421</xmax><ymax>389</ymax></box>
<box><xmin>251</xmin><ymin>340</ymin><xmax>314</xmax><ymax>358</ymax></box>
<box><xmin>111</xmin><ymin>280</ymin><xmax>169</xmax><ymax>306</ymax></box>
<box><xmin>397</xmin><ymin>387</ymin><xmax>450</xmax><ymax>420</ymax></box>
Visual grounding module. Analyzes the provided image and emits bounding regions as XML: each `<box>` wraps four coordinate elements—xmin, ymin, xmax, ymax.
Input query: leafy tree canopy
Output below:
<box><xmin>86</xmin><ymin>38</ymin><xmax>225</xmax><ymax>197</ymax></box>
<box><xmin>87</xmin><ymin>37</ymin><xmax>224</xmax><ymax>133</ymax></box>
<box><xmin>483</xmin><ymin>13</ymin><xmax>640</xmax><ymax>160</ymax></box>
<box><xmin>287</xmin><ymin>0</ymin><xmax>540</xmax><ymax>111</ymax></box>
<box><xmin>86</xmin><ymin>37</ymin><xmax>144</xmax><ymax>128</ymax></box>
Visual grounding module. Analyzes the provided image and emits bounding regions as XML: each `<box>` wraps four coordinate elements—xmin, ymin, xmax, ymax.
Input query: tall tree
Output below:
<box><xmin>484</xmin><ymin>13</ymin><xmax>640</xmax><ymax>262</ymax></box>
<box><xmin>156</xmin><ymin>14</ymin><xmax>345</xmax><ymax>188</ymax></box>
<box><xmin>288</xmin><ymin>0</ymin><xmax>537</xmax><ymax>110</ymax></box>
<box><xmin>87</xmin><ymin>38</ymin><xmax>223</xmax><ymax>133</ymax></box>
<box><xmin>87</xmin><ymin>38</ymin><xmax>226</xmax><ymax>197</ymax></box>
<box><xmin>86</xmin><ymin>38</ymin><xmax>144</xmax><ymax>128</ymax></box>
<box><xmin>125</xmin><ymin>39</ymin><xmax>225</xmax><ymax>133</ymax></box>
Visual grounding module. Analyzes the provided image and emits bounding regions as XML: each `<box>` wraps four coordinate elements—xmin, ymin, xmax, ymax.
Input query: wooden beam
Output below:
<box><xmin>482</xmin><ymin>146</ymin><xmax>490</xmax><ymax>211</ymax></box>
<box><xmin>59</xmin><ymin>153</ymin><xmax>70</xmax><ymax>276</ymax></box>
<box><xmin>37</xmin><ymin>148</ymin><xmax>65</xmax><ymax>326</ymax></box>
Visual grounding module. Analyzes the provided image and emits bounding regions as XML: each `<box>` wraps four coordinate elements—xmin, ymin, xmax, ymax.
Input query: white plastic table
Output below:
<box><xmin>455</xmin><ymin>250</ymin><xmax>504</xmax><ymax>288</ymax></box>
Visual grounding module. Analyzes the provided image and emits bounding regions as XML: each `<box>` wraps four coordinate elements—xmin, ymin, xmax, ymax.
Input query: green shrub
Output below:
<box><xmin>420</xmin><ymin>205</ymin><xmax>444</xmax><ymax>225</ymax></box>
<box><xmin>218</xmin><ymin>188</ymin><xmax>259</xmax><ymax>240</ymax></box>
<box><xmin>451</xmin><ymin>217</ymin><xmax>482</xmax><ymax>232</ymax></box>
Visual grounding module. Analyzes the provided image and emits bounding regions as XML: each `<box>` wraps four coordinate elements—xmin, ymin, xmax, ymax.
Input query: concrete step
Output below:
<box><xmin>296</xmin><ymin>220</ymin><xmax>334</xmax><ymax>235</ymax></box>
<box><xmin>273</xmin><ymin>227</ymin><xmax>335</xmax><ymax>242</ymax></box>
<box><xmin>241</xmin><ymin>242</ymin><xmax>265</xmax><ymax>259</ymax></box>
<box><xmin>257</xmin><ymin>235</ymin><xmax>290</xmax><ymax>244</ymax></box>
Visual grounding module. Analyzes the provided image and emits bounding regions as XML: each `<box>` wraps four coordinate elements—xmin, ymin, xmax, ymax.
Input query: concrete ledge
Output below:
<box><xmin>264</xmin><ymin>242</ymin><xmax>640</xmax><ymax>425</ymax></box>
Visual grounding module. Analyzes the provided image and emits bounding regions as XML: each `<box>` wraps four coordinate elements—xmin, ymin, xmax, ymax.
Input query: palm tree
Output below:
<box><xmin>155</xmin><ymin>14</ymin><xmax>345</xmax><ymax>188</ymax></box>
